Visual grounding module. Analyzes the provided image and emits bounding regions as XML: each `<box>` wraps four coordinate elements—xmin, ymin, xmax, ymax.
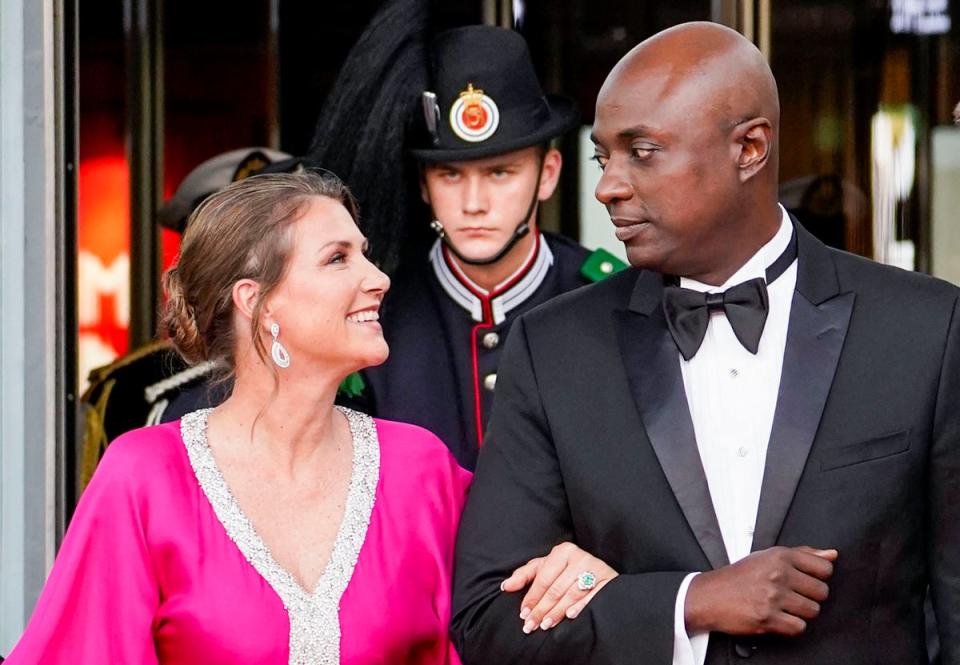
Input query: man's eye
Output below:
<box><xmin>631</xmin><ymin>146</ymin><xmax>656</xmax><ymax>159</ymax></box>
<box><xmin>589</xmin><ymin>154</ymin><xmax>608</xmax><ymax>171</ymax></box>
<box><xmin>491</xmin><ymin>169</ymin><xmax>510</xmax><ymax>178</ymax></box>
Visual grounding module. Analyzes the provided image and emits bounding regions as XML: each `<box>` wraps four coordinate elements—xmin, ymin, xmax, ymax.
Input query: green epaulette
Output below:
<box><xmin>338</xmin><ymin>372</ymin><xmax>366</xmax><ymax>398</ymax></box>
<box><xmin>580</xmin><ymin>247</ymin><xmax>628</xmax><ymax>282</ymax></box>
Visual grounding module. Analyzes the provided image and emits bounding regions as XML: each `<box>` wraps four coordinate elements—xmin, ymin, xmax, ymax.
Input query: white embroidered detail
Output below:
<box><xmin>429</xmin><ymin>240</ymin><xmax>483</xmax><ymax>320</ymax></box>
<box><xmin>429</xmin><ymin>236</ymin><xmax>554</xmax><ymax>324</ymax></box>
<box><xmin>143</xmin><ymin>360</ymin><xmax>217</xmax><ymax>404</ymax></box>
<box><xmin>180</xmin><ymin>407</ymin><xmax>380</xmax><ymax>665</ymax></box>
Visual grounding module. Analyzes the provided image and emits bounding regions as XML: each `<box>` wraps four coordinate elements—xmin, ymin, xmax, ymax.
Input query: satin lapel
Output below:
<box><xmin>615</xmin><ymin>271</ymin><xmax>729</xmax><ymax>570</ymax></box>
<box><xmin>751</xmin><ymin>222</ymin><xmax>855</xmax><ymax>551</ymax></box>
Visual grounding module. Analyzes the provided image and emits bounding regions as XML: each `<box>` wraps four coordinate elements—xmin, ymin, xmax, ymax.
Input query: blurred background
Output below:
<box><xmin>2</xmin><ymin>0</ymin><xmax>958</xmax><ymax>647</ymax></box>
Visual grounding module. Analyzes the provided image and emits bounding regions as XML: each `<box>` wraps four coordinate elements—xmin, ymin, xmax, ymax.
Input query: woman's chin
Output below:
<box><xmin>284</xmin><ymin>339</ymin><xmax>388</xmax><ymax>378</ymax></box>
<box><xmin>356</xmin><ymin>342</ymin><xmax>390</xmax><ymax>369</ymax></box>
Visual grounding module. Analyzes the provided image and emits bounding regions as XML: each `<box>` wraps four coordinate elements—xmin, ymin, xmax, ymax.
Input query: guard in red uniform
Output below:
<box><xmin>361</xmin><ymin>26</ymin><xmax>624</xmax><ymax>470</ymax></box>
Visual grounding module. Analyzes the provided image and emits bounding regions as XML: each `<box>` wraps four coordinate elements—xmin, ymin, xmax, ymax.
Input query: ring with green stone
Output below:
<box><xmin>576</xmin><ymin>571</ymin><xmax>597</xmax><ymax>591</ymax></box>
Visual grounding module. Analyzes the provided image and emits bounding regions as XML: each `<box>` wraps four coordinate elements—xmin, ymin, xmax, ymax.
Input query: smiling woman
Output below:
<box><xmin>4</xmin><ymin>171</ymin><xmax>471</xmax><ymax>665</ymax></box>
<box><xmin>167</xmin><ymin>182</ymin><xmax>392</xmax><ymax>410</ymax></box>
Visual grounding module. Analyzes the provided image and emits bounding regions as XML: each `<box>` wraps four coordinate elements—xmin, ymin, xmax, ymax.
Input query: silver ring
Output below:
<box><xmin>576</xmin><ymin>570</ymin><xmax>597</xmax><ymax>591</ymax></box>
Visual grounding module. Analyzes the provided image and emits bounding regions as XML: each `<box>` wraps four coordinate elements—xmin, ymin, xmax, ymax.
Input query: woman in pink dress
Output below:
<box><xmin>6</xmin><ymin>172</ymin><xmax>470</xmax><ymax>664</ymax></box>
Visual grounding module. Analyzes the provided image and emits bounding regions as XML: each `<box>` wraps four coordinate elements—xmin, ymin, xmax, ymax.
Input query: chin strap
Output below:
<box><xmin>428</xmin><ymin>156</ymin><xmax>545</xmax><ymax>266</ymax></box>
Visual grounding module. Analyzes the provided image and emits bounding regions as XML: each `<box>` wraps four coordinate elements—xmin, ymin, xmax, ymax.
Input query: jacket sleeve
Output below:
<box><xmin>928</xmin><ymin>295</ymin><xmax>960</xmax><ymax>665</ymax></box>
<box><xmin>5</xmin><ymin>436</ymin><xmax>160</xmax><ymax>664</ymax></box>
<box><xmin>451</xmin><ymin>315</ymin><xmax>686</xmax><ymax>665</ymax></box>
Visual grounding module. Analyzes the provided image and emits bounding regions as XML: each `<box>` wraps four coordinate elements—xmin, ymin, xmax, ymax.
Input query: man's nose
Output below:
<box><xmin>594</xmin><ymin>159</ymin><xmax>633</xmax><ymax>205</ymax></box>
<box><xmin>462</xmin><ymin>175</ymin><xmax>487</xmax><ymax>214</ymax></box>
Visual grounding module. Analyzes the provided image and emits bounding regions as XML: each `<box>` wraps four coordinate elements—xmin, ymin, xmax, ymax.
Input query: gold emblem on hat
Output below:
<box><xmin>450</xmin><ymin>82</ymin><xmax>500</xmax><ymax>143</ymax></box>
<box><xmin>460</xmin><ymin>84</ymin><xmax>487</xmax><ymax>131</ymax></box>
<box><xmin>233</xmin><ymin>155</ymin><xmax>268</xmax><ymax>182</ymax></box>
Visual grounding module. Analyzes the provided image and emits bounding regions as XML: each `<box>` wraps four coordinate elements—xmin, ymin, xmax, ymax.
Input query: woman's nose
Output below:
<box><xmin>364</xmin><ymin>259</ymin><xmax>390</xmax><ymax>295</ymax></box>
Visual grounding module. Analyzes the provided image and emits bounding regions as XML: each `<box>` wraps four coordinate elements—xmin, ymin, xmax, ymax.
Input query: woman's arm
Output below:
<box><xmin>5</xmin><ymin>434</ymin><xmax>161</xmax><ymax>664</ymax></box>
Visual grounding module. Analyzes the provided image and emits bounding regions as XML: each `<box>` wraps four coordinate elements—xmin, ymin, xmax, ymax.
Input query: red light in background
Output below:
<box><xmin>77</xmin><ymin>155</ymin><xmax>130</xmax><ymax>384</ymax></box>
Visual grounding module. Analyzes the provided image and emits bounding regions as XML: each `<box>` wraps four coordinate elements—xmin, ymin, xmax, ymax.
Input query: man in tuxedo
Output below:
<box><xmin>451</xmin><ymin>21</ymin><xmax>960</xmax><ymax>665</ymax></box>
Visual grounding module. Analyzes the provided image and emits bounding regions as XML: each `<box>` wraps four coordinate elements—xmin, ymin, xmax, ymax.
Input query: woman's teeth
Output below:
<box><xmin>347</xmin><ymin>311</ymin><xmax>379</xmax><ymax>323</ymax></box>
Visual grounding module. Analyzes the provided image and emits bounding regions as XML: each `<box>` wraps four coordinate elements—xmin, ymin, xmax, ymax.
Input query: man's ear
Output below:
<box><xmin>537</xmin><ymin>147</ymin><xmax>563</xmax><ymax>201</ymax></box>
<box><xmin>232</xmin><ymin>278</ymin><xmax>261</xmax><ymax>323</ymax></box>
<box><xmin>734</xmin><ymin>118</ymin><xmax>773</xmax><ymax>182</ymax></box>
<box><xmin>418</xmin><ymin>166</ymin><xmax>431</xmax><ymax>205</ymax></box>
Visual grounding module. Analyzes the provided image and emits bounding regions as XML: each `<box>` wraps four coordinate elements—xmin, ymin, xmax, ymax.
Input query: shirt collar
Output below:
<box><xmin>681</xmin><ymin>204</ymin><xmax>793</xmax><ymax>293</ymax></box>
<box><xmin>429</xmin><ymin>230</ymin><xmax>554</xmax><ymax>324</ymax></box>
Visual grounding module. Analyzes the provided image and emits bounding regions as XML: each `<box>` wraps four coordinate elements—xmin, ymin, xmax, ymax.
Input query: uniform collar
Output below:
<box><xmin>429</xmin><ymin>229</ymin><xmax>554</xmax><ymax>324</ymax></box>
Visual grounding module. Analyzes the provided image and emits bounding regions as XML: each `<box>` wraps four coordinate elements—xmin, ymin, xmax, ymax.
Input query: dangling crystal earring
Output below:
<box><xmin>270</xmin><ymin>322</ymin><xmax>290</xmax><ymax>368</ymax></box>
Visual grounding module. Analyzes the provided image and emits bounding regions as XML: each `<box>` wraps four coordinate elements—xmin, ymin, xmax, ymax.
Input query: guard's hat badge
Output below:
<box><xmin>449</xmin><ymin>83</ymin><xmax>500</xmax><ymax>143</ymax></box>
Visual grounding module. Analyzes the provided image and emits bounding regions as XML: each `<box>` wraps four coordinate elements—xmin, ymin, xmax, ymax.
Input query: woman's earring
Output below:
<box><xmin>270</xmin><ymin>322</ymin><xmax>290</xmax><ymax>368</ymax></box>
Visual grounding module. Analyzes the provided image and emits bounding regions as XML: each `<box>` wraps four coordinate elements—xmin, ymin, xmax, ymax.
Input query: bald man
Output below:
<box><xmin>451</xmin><ymin>22</ymin><xmax>960</xmax><ymax>665</ymax></box>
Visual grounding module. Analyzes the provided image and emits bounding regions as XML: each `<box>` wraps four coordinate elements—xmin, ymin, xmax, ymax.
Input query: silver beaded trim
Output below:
<box><xmin>180</xmin><ymin>406</ymin><xmax>380</xmax><ymax>665</ymax></box>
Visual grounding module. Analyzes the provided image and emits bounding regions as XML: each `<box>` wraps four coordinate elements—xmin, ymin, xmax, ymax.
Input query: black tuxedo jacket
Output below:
<box><xmin>451</xmin><ymin>223</ymin><xmax>960</xmax><ymax>664</ymax></box>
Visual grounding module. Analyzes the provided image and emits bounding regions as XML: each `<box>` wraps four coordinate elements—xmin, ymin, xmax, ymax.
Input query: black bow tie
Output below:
<box><xmin>662</xmin><ymin>230</ymin><xmax>797</xmax><ymax>361</ymax></box>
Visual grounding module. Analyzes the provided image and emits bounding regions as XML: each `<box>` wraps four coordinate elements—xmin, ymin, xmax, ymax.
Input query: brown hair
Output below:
<box><xmin>160</xmin><ymin>170</ymin><xmax>359</xmax><ymax>381</ymax></box>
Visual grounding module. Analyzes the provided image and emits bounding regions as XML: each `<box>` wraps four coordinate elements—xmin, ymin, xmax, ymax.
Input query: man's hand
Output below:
<box><xmin>685</xmin><ymin>546</ymin><xmax>837</xmax><ymax>636</ymax></box>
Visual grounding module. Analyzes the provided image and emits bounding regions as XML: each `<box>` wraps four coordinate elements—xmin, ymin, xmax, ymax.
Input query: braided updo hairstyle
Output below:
<box><xmin>160</xmin><ymin>171</ymin><xmax>359</xmax><ymax>379</ymax></box>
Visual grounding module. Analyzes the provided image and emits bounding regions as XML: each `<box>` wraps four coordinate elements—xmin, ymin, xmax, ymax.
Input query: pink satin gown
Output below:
<box><xmin>5</xmin><ymin>408</ymin><xmax>471</xmax><ymax>664</ymax></box>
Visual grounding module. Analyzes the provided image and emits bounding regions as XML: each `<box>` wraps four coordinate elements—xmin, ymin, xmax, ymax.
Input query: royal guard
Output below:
<box><xmin>356</xmin><ymin>25</ymin><xmax>625</xmax><ymax>470</ymax></box>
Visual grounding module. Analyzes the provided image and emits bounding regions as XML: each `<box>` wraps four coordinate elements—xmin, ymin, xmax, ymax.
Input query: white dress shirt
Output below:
<box><xmin>672</xmin><ymin>207</ymin><xmax>797</xmax><ymax>665</ymax></box>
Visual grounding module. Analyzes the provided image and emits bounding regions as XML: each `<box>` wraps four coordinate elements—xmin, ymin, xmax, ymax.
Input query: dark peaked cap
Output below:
<box><xmin>159</xmin><ymin>147</ymin><xmax>291</xmax><ymax>233</ymax></box>
<box><xmin>412</xmin><ymin>26</ymin><xmax>579</xmax><ymax>162</ymax></box>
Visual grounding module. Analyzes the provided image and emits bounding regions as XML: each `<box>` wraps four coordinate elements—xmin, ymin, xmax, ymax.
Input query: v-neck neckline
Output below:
<box><xmin>179</xmin><ymin>406</ymin><xmax>380</xmax><ymax>664</ymax></box>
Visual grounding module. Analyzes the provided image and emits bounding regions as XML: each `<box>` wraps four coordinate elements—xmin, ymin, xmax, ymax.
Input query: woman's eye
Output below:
<box><xmin>329</xmin><ymin>252</ymin><xmax>346</xmax><ymax>264</ymax></box>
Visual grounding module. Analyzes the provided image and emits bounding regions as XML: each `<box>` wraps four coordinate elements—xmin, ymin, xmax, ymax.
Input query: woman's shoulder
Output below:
<box><xmin>367</xmin><ymin>416</ymin><xmax>471</xmax><ymax>520</ymax></box>
<box><xmin>71</xmin><ymin>420</ymin><xmax>192</xmax><ymax>519</ymax></box>
<box><xmin>374</xmin><ymin>418</ymin><xmax>459</xmax><ymax>465</ymax></box>
<box><xmin>95</xmin><ymin>420</ymin><xmax>188</xmax><ymax>483</ymax></box>
<box><xmin>352</xmin><ymin>412</ymin><xmax>471</xmax><ymax>483</ymax></box>
<box><xmin>371</xmin><ymin>417</ymin><xmax>446</xmax><ymax>452</ymax></box>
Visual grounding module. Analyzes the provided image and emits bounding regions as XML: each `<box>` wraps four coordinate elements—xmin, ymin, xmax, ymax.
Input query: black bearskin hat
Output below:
<box><xmin>306</xmin><ymin>0</ymin><xmax>432</xmax><ymax>276</ymax></box>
